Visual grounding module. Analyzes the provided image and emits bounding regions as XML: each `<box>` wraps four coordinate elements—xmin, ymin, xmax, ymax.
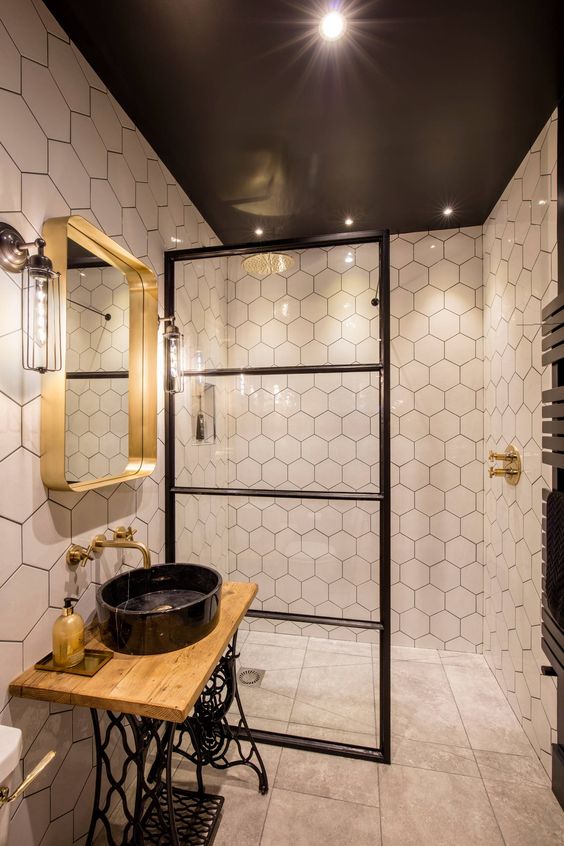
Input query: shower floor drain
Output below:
<box><xmin>238</xmin><ymin>668</ymin><xmax>265</xmax><ymax>687</ymax></box>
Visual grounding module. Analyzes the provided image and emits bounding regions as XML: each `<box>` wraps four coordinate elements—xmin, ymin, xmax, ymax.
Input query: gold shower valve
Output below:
<box><xmin>487</xmin><ymin>444</ymin><xmax>521</xmax><ymax>485</ymax></box>
<box><xmin>488</xmin><ymin>449</ymin><xmax>517</xmax><ymax>462</ymax></box>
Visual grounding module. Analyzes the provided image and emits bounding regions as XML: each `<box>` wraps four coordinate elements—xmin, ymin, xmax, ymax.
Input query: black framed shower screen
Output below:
<box><xmin>163</xmin><ymin>230</ymin><xmax>391</xmax><ymax>763</ymax></box>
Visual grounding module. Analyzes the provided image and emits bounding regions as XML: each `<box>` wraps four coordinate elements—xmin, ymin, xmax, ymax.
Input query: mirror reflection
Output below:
<box><xmin>64</xmin><ymin>240</ymin><xmax>130</xmax><ymax>483</ymax></box>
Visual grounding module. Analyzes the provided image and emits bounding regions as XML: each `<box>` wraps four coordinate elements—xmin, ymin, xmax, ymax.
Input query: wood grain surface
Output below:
<box><xmin>9</xmin><ymin>582</ymin><xmax>256</xmax><ymax>722</ymax></box>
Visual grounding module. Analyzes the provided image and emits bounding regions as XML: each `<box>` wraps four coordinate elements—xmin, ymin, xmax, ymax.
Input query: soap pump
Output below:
<box><xmin>52</xmin><ymin>597</ymin><xmax>85</xmax><ymax>668</ymax></box>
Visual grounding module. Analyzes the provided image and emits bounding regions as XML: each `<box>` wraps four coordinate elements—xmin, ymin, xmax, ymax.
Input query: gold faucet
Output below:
<box><xmin>66</xmin><ymin>526</ymin><xmax>152</xmax><ymax>569</ymax></box>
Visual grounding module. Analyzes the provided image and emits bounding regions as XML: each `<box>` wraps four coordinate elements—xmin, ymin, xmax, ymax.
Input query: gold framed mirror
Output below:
<box><xmin>40</xmin><ymin>216</ymin><xmax>158</xmax><ymax>491</ymax></box>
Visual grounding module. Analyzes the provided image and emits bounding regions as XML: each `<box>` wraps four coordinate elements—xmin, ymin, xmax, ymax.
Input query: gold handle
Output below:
<box><xmin>489</xmin><ymin>467</ymin><xmax>518</xmax><ymax>478</ymax></box>
<box><xmin>488</xmin><ymin>450</ymin><xmax>516</xmax><ymax>462</ymax></box>
<box><xmin>66</xmin><ymin>544</ymin><xmax>93</xmax><ymax>567</ymax></box>
<box><xmin>110</xmin><ymin>526</ymin><xmax>136</xmax><ymax>541</ymax></box>
<box><xmin>0</xmin><ymin>750</ymin><xmax>56</xmax><ymax>806</ymax></box>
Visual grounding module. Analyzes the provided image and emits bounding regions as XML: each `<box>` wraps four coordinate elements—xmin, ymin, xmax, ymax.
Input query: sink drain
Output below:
<box><xmin>238</xmin><ymin>668</ymin><xmax>265</xmax><ymax>687</ymax></box>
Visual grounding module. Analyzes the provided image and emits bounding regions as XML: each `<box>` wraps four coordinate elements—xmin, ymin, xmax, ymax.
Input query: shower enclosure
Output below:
<box><xmin>164</xmin><ymin>231</ymin><xmax>390</xmax><ymax>763</ymax></box>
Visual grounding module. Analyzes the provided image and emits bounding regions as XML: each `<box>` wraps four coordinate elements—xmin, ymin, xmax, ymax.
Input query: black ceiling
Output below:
<box><xmin>46</xmin><ymin>0</ymin><xmax>564</xmax><ymax>243</ymax></box>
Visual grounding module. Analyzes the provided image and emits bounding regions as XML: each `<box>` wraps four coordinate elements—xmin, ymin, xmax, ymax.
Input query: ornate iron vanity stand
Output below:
<box><xmin>171</xmin><ymin>633</ymin><xmax>269</xmax><ymax>796</ymax></box>
<box><xmin>86</xmin><ymin>633</ymin><xmax>267</xmax><ymax>845</ymax></box>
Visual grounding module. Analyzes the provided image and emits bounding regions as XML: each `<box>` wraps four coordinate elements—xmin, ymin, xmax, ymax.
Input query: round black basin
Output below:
<box><xmin>96</xmin><ymin>563</ymin><xmax>222</xmax><ymax>655</ymax></box>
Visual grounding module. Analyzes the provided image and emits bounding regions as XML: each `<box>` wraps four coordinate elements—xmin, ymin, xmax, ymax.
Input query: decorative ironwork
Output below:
<box><xmin>142</xmin><ymin>789</ymin><xmax>224</xmax><ymax>846</ymax></box>
<box><xmin>87</xmin><ymin>710</ymin><xmax>223</xmax><ymax>846</ymax></box>
<box><xmin>173</xmin><ymin>635</ymin><xmax>269</xmax><ymax>795</ymax></box>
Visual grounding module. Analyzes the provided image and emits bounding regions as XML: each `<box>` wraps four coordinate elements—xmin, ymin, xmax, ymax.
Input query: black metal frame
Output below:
<box><xmin>164</xmin><ymin>230</ymin><xmax>391</xmax><ymax>764</ymax></box>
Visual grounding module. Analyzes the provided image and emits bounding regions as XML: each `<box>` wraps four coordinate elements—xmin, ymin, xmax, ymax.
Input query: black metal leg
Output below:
<box><xmin>86</xmin><ymin>709</ymin><xmax>223</xmax><ymax>846</ymax></box>
<box><xmin>173</xmin><ymin>633</ymin><xmax>269</xmax><ymax>795</ymax></box>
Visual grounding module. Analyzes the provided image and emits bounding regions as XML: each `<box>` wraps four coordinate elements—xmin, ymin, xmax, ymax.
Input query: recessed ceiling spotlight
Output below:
<box><xmin>254</xmin><ymin>227</ymin><xmax>264</xmax><ymax>236</ymax></box>
<box><xmin>320</xmin><ymin>10</ymin><xmax>346</xmax><ymax>41</ymax></box>
<box><xmin>344</xmin><ymin>217</ymin><xmax>353</xmax><ymax>226</ymax></box>
<box><xmin>443</xmin><ymin>207</ymin><xmax>453</xmax><ymax>217</ymax></box>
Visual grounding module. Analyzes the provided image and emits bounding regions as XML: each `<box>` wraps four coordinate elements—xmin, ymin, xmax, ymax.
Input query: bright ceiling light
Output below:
<box><xmin>538</xmin><ymin>199</ymin><xmax>547</xmax><ymax>205</ymax></box>
<box><xmin>254</xmin><ymin>227</ymin><xmax>264</xmax><ymax>236</ymax></box>
<box><xmin>443</xmin><ymin>207</ymin><xmax>453</xmax><ymax>217</ymax></box>
<box><xmin>344</xmin><ymin>217</ymin><xmax>353</xmax><ymax>226</ymax></box>
<box><xmin>320</xmin><ymin>11</ymin><xmax>346</xmax><ymax>41</ymax></box>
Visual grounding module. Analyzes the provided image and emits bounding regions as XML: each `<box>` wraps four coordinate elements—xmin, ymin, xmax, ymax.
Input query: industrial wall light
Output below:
<box><xmin>0</xmin><ymin>222</ymin><xmax>61</xmax><ymax>373</ymax></box>
<box><xmin>162</xmin><ymin>317</ymin><xmax>185</xmax><ymax>394</ymax></box>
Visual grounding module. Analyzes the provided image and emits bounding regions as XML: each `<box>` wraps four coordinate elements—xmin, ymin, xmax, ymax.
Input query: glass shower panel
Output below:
<box><xmin>230</xmin><ymin>627</ymin><xmax>380</xmax><ymax>750</ymax></box>
<box><xmin>168</xmin><ymin>232</ymin><xmax>389</xmax><ymax>760</ymax></box>
<box><xmin>228</xmin><ymin>496</ymin><xmax>380</xmax><ymax>626</ymax></box>
<box><xmin>227</xmin><ymin>371</ymin><xmax>380</xmax><ymax>493</ymax></box>
<box><xmin>226</xmin><ymin>244</ymin><xmax>380</xmax><ymax>369</ymax></box>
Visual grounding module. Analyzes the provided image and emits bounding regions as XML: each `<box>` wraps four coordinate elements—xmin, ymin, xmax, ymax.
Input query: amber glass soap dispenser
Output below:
<box><xmin>52</xmin><ymin>597</ymin><xmax>85</xmax><ymax>668</ymax></box>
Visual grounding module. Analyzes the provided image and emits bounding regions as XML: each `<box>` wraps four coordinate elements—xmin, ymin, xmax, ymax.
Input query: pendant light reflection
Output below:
<box><xmin>0</xmin><ymin>223</ymin><xmax>61</xmax><ymax>373</ymax></box>
<box><xmin>163</xmin><ymin>319</ymin><xmax>185</xmax><ymax>394</ymax></box>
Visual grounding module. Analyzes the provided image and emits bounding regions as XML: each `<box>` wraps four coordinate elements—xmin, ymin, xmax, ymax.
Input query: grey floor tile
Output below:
<box><xmin>439</xmin><ymin>650</ymin><xmax>488</xmax><ymax>668</ymax></box>
<box><xmin>379</xmin><ymin>764</ymin><xmax>504</xmax><ymax>845</ymax></box>
<box><xmin>443</xmin><ymin>664</ymin><xmax>532</xmax><ymax>754</ymax></box>
<box><xmin>307</xmin><ymin>636</ymin><xmax>373</xmax><ymax>657</ymax></box>
<box><xmin>392</xmin><ymin>735</ymin><xmax>479</xmax><ymax>777</ymax></box>
<box><xmin>485</xmin><ymin>779</ymin><xmax>564</xmax><ymax>845</ymax></box>
<box><xmin>392</xmin><ymin>645</ymin><xmax>441</xmax><ymax>664</ymax></box>
<box><xmin>475</xmin><ymin>749</ymin><xmax>550</xmax><ymax>787</ymax></box>
<box><xmin>275</xmin><ymin>747</ymin><xmax>379</xmax><ymax>806</ymax></box>
<box><xmin>304</xmin><ymin>647</ymin><xmax>372</xmax><ymax>668</ymax></box>
<box><xmin>392</xmin><ymin>661</ymin><xmax>469</xmax><ymax>747</ymax></box>
<box><xmin>291</xmin><ymin>663</ymin><xmax>376</xmax><ymax>734</ymax></box>
<box><xmin>260</xmin><ymin>787</ymin><xmax>381</xmax><ymax>846</ymax></box>
<box><xmin>239</xmin><ymin>642</ymin><xmax>306</xmax><ymax>671</ymax></box>
<box><xmin>236</xmin><ymin>673</ymin><xmax>299</xmax><ymax>723</ymax></box>
<box><xmin>246</xmin><ymin>631</ymin><xmax>308</xmax><ymax>649</ymax></box>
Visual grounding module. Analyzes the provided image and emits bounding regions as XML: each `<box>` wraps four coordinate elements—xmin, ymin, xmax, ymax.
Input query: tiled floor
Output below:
<box><xmin>230</xmin><ymin>630</ymin><xmax>379</xmax><ymax>745</ymax></box>
<box><xmin>171</xmin><ymin>633</ymin><xmax>564</xmax><ymax>846</ymax></box>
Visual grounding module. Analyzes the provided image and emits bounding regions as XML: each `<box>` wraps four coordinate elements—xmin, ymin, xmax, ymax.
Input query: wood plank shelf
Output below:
<box><xmin>10</xmin><ymin>581</ymin><xmax>256</xmax><ymax>722</ymax></box>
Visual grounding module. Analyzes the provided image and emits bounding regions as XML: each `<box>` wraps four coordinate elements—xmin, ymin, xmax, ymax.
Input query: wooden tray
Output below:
<box><xmin>34</xmin><ymin>649</ymin><xmax>113</xmax><ymax>677</ymax></box>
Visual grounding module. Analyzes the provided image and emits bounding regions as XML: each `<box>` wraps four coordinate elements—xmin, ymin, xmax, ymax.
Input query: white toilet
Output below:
<box><xmin>0</xmin><ymin>726</ymin><xmax>22</xmax><ymax>846</ymax></box>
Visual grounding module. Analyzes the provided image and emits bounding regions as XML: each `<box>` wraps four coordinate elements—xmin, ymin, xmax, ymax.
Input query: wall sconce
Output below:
<box><xmin>162</xmin><ymin>317</ymin><xmax>184</xmax><ymax>394</ymax></box>
<box><xmin>0</xmin><ymin>222</ymin><xmax>61</xmax><ymax>373</ymax></box>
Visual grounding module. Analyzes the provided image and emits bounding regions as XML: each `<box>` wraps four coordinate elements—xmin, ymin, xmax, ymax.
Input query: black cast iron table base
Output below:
<box><xmin>86</xmin><ymin>633</ymin><xmax>267</xmax><ymax>845</ymax></box>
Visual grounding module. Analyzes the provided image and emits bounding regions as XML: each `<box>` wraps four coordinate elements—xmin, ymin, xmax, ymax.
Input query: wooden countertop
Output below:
<box><xmin>10</xmin><ymin>581</ymin><xmax>256</xmax><ymax>723</ymax></box>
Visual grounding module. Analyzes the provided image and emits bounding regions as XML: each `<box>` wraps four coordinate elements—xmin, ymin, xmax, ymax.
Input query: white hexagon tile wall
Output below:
<box><xmin>483</xmin><ymin>110</ymin><xmax>558</xmax><ymax>776</ymax></box>
<box><xmin>211</xmin><ymin>234</ymin><xmax>484</xmax><ymax>646</ymax></box>
<box><xmin>0</xmin><ymin>0</ymin><xmax>220</xmax><ymax>842</ymax></box>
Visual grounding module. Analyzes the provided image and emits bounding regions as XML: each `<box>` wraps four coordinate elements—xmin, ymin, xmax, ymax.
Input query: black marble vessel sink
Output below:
<box><xmin>96</xmin><ymin>563</ymin><xmax>222</xmax><ymax>655</ymax></box>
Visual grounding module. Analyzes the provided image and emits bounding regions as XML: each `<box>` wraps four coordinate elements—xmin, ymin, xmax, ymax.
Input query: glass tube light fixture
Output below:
<box><xmin>0</xmin><ymin>222</ymin><xmax>61</xmax><ymax>373</ymax></box>
<box><xmin>162</xmin><ymin>318</ymin><xmax>185</xmax><ymax>394</ymax></box>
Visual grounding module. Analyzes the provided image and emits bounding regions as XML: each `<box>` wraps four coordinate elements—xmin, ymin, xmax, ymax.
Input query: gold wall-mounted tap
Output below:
<box><xmin>487</xmin><ymin>444</ymin><xmax>521</xmax><ymax>485</ymax></box>
<box><xmin>66</xmin><ymin>526</ymin><xmax>152</xmax><ymax>569</ymax></box>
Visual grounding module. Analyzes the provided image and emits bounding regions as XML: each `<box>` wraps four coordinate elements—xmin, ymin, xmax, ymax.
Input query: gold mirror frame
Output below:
<box><xmin>41</xmin><ymin>216</ymin><xmax>158</xmax><ymax>491</ymax></box>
